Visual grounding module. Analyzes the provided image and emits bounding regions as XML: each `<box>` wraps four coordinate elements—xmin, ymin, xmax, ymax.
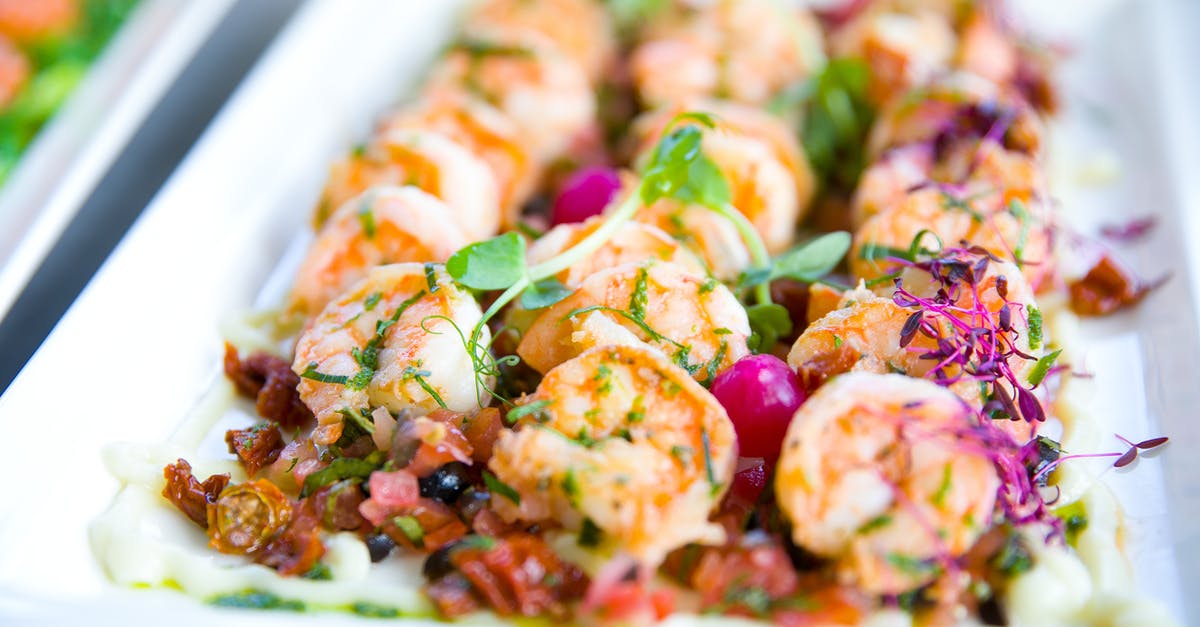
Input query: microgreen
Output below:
<box><xmin>520</xmin><ymin>278</ymin><xmax>572</xmax><ymax>310</ymax></box>
<box><xmin>505</xmin><ymin>399</ymin><xmax>552</xmax><ymax>424</ymax></box>
<box><xmin>886</xmin><ymin>246</ymin><xmax>1051</xmax><ymax>423</ymax></box>
<box><xmin>746</xmin><ymin>303</ymin><xmax>792</xmax><ymax>353</ymax></box>
<box><xmin>796</xmin><ymin>58</ymin><xmax>875</xmax><ymax>191</ymax></box>
<box><xmin>446</xmin><ymin>232</ymin><xmax>526</xmax><ymax>291</ymax></box>
<box><xmin>1026</xmin><ymin>349</ymin><xmax>1062</xmax><ymax>387</ymax></box>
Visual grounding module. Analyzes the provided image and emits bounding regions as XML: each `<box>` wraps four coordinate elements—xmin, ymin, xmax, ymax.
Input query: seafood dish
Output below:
<box><xmin>89</xmin><ymin>0</ymin><xmax>1179</xmax><ymax>624</ymax></box>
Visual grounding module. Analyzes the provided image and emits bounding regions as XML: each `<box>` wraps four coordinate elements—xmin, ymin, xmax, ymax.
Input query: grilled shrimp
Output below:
<box><xmin>850</xmin><ymin>185</ymin><xmax>1053</xmax><ymax>290</ymax></box>
<box><xmin>775</xmin><ymin>372</ymin><xmax>1000</xmax><ymax>595</ymax></box>
<box><xmin>852</xmin><ymin>139</ymin><xmax>1045</xmax><ymax>228</ymax></box>
<box><xmin>463</xmin><ymin>0</ymin><xmax>616</xmax><ymax>85</ymax></box>
<box><xmin>628</xmin><ymin>199</ymin><xmax>751</xmax><ymax>282</ymax></box>
<box><xmin>829</xmin><ymin>4</ymin><xmax>957</xmax><ymax>105</ymax></box>
<box><xmin>316</xmin><ymin>128</ymin><xmax>500</xmax><ymax>240</ymax></box>
<box><xmin>629</xmin><ymin>0</ymin><xmax>824</xmax><ymax>108</ymax></box>
<box><xmin>632</xmin><ymin>113</ymin><xmax>805</xmax><ymax>255</ymax></box>
<box><xmin>517</xmin><ymin>260</ymin><xmax>750</xmax><ymax>384</ymax></box>
<box><xmin>489</xmin><ymin>344</ymin><xmax>737</xmax><ymax>565</ymax></box>
<box><xmin>789</xmin><ymin>256</ymin><xmax>1040</xmax><ymax>418</ymax></box>
<box><xmin>426</xmin><ymin>33</ymin><xmax>595</xmax><ymax>161</ymax></box>
<box><xmin>292</xmin><ymin>263</ymin><xmax>493</xmax><ymax>446</ymax></box>
<box><xmin>288</xmin><ymin>186</ymin><xmax>470</xmax><ymax>317</ymax></box>
<box><xmin>866</xmin><ymin>74</ymin><xmax>1045</xmax><ymax>162</ymax></box>
<box><xmin>633</xmin><ymin>99</ymin><xmax>817</xmax><ymax>217</ymax></box>
<box><xmin>376</xmin><ymin>91</ymin><xmax>537</xmax><ymax>229</ymax></box>
<box><xmin>525</xmin><ymin>217</ymin><xmax>704</xmax><ymax>288</ymax></box>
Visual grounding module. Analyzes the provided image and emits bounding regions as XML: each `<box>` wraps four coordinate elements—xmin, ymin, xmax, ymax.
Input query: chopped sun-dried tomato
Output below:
<box><xmin>257</xmin><ymin>497</ymin><xmax>326</xmax><ymax>576</ymax></box>
<box><xmin>225</xmin><ymin>423</ymin><xmax>283</xmax><ymax>477</ymax></box>
<box><xmin>207</xmin><ymin>479</ymin><xmax>293</xmax><ymax>555</ymax></box>
<box><xmin>1068</xmin><ymin>254</ymin><xmax>1157</xmax><ymax>316</ymax></box>
<box><xmin>313</xmin><ymin>479</ymin><xmax>366</xmax><ymax>531</ymax></box>
<box><xmin>462</xmin><ymin>407</ymin><xmax>502</xmax><ymax>464</ymax></box>
<box><xmin>426</xmin><ymin>533</ymin><xmax>588</xmax><ymax>620</ymax></box>
<box><xmin>382</xmin><ymin>498</ymin><xmax>469</xmax><ymax>551</ymax></box>
<box><xmin>223</xmin><ymin>342</ymin><xmax>312</xmax><ymax>428</ymax></box>
<box><xmin>161</xmin><ymin>459</ymin><xmax>229</xmax><ymax>528</ymax></box>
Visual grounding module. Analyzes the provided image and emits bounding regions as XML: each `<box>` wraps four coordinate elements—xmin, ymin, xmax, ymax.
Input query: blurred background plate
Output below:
<box><xmin>0</xmin><ymin>0</ymin><xmax>235</xmax><ymax>321</ymax></box>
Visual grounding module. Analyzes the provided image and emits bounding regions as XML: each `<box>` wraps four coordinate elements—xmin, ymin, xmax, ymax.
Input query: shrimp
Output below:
<box><xmin>288</xmin><ymin>186</ymin><xmax>470</xmax><ymax>317</ymax></box>
<box><xmin>852</xmin><ymin>139</ymin><xmax>1045</xmax><ymax>228</ymax></box>
<box><xmin>632</xmin><ymin>99</ymin><xmax>817</xmax><ymax>217</ymax></box>
<box><xmin>626</xmin><ymin>199</ymin><xmax>751</xmax><ymax>282</ymax></box>
<box><xmin>425</xmin><ymin>33</ymin><xmax>595</xmax><ymax>161</ymax></box>
<box><xmin>829</xmin><ymin>5</ymin><xmax>957</xmax><ymax>106</ymax></box>
<box><xmin>463</xmin><ymin>0</ymin><xmax>616</xmax><ymax>85</ymax></box>
<box><xmin>517</xmin><ymin>260</ymin><xmax>750</xmax><ymax>384</ymax></box>
<box><xmin>866</xmin><ymin>74</ymin><xmax>1046</xmax><ymax>162</ymax></box>
<box><xmin>292</xmin><ymin>263</ymin><xmax>493</xmax><ymax>446</ymax></box>
<box><xmin>850</xmin><ymin>185</ymin><xmax>1054</xmax><ymax>290</ymax></box>
<box><xmin>629</xmin><ymin>0</ymin><xmax>824</xmax><ymax>108</ymax></box>
<box><xmin>775</xmin><ymin>372</ymin><xmax>1000</xmax><ymax>595</ymax></box>
<box><xmin>488</xmin><ymin>344</ymin><xmax>737</xmax><ymax>565</ymax></box>
<box><xmin>316</xmin><ymin>128</ymin><xmax>501</xmax><ymax>240</ymax></box>
<box><xmin>956</xmin><ymin>7</ymin><xmax>1019</xmax><ymax>87</ymax></box>
<box><xmin>376</xmin><ymin>91</ymin><xmax>537</xmax><ymax>229</ymax></box>
<box><xmin>631</xmin><ymin>112</ymin><xmax>806</xmax><ymax>255</ymax></box>
<box><xmin>789</xmin><ymin>255</ymin><xmax>1040</xmax><ymax>441</ymax></box>
<box><xmin>525</xmin><ymin>217</ymin><xmax>704</xmax><ymax>288</ymax></box>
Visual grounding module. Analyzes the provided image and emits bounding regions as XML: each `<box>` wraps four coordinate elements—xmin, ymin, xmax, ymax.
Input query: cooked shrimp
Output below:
<box><xmin>488</xmin><ymin>344</ymin><xmax>737</xmax><ymax>565</ymax></box>
<box><xmin>292</xmin><ymin>263</ymin><xmax>493</xmax><ymax>446</ymax></box>
<box><xmin>852</xmin><ymin>139</ymin><xmax>1045</xmax><ymax>228</ymax></box>
<box><xmin>629</xmin><ymin>0</ymin><xmax>824</xmax><ymax>108</ymax></box>
<box><xmin>629</xmin><ymin>199</ymin><xmax>752</xmax><ymax>282</ymax></box>
<box><xmin>316</xmin><ymin>128</ymin><xmax>501</xmax><ymax>240</ymax></box>
<box><xmin>425</xmin><ymin>33</ymin><xmax>595</xmax><ymax>161</ymax></box>
<box><xmin>850</xmin><ymin>185</ymin><xmax>1054</xmax><ymax>290</ymax></box>
<box><xmin>463</xmin><ymin>0</ymin><xmax>616</xmax><ymax>85</ymax></box>
<box><xmin>789</xmin><ymin>255</ymin><xmax>1040</xmax><ymax>428</ymax></box>
<box><xmin>632</xmin><ymin>113</ymin><xmax>805</xmax><ymax>255</ymax></box>
<box><xmin>632</xmin><ymin>99</ymin><xmax>817</xmax><ymax>217</ymax></box>
<box><xmin>288</xmin><ymin>186</ymin><xmax>470</xmax><ymax>317</ymax></box>
<box><xmin>517</xmin><ymin>260</ymin><xmax>750</xmax><ymax>383</ymax></box>
<box><xmin>376</xmin><ymin>91</ymin><xmax>537</xmax><ymax>229</ymax></box>
<box><xmin>775</xmin><ymin>372</ymin><xmax>1000</xmax><ymax>595</ymax></box>
<box><xmin>866</xmin><ymin>74</ymin><xmax>1046</xmax><ymax>161</ymax></box>
<box><xmin>956</xmin><ymin>8</ymin><xmax>1021</xmax><ymax>88</ymax></box>
<box><xmin>525</xmin><ymin>217</ymin><xmax>704</xmax><ymax>288</ymax></box>
<box><xmin>829</xmin><ymin>5</ymin><xmax>957</xmax><ymax>106</ymax></box>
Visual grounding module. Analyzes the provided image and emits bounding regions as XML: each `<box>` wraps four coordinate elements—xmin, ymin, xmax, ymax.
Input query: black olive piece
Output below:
<box><xmin>423</xmin><ymin>542</ymin><xmax>458</xmax><ymax>580</ymax></box>
<box><xmin>457</xmin><ymin>486</ymin><xmax>491</xmax><ymax>521</ymax></box>
<box><xmin>366</xmin><ymin>533</ymin><xmax>395</xmax><ymax>563</ymax></box>
<box><xmin>420</xmin><ymin>462</ymin><xmax>472</xmax><ymax>504</ymax></box>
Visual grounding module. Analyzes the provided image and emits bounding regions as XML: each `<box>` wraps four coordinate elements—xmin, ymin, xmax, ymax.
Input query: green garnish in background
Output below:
<box><xmin>0</xmin><ymin>0</ymin><xmax>139</xmax><ymax>184</ymax></box>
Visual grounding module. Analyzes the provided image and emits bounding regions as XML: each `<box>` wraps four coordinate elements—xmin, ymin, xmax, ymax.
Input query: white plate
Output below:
<box><xmin>0</xmin><ymin>0</ymin><xmax>1196</xmax><ymax>624</ymax></box>
<box><xmin>0</xmin><ymin>0</ymin><xmax>236</xmax><ymax>321</ymax></box>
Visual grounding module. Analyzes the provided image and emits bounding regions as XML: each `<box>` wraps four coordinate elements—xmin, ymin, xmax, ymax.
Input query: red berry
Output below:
<box><xmin>709</xmin><ymin>354</ymin><xmax>806</xmax><ymax>464</ymax></box>
<box><xmin>550</xmin><ymin>166</ymin><xmax>621</xmax><ymax>226</ymax></box>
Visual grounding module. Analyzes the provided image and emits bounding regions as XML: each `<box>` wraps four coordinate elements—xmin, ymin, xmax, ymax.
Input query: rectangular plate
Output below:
<box><xmin>0</xmin><ymin>0</ymin><xmax>236</xmax><ymax>321</ymax></box>
<box><xmin>0</xmin><ymin>0</ymin><xmax>1196</xmax><ymax>624</ymax></box>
